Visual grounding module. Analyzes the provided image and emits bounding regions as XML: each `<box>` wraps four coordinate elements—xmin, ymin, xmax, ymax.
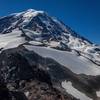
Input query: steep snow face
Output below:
<box><xmin>24</xmin><ymin>45</ymin><xmax>100</xmax><ymax>76</ymax></box>
<box><xmin>62</xmin><ymin>81</ymin><xmax>92</xmax><ymax>100</ymax></box>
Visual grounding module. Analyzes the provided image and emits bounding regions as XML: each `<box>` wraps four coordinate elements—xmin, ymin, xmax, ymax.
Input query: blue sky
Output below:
<box><xmin>0</xmin><ymin>0</ymin><xmax>100</xmax><ymax>44</ymax></box>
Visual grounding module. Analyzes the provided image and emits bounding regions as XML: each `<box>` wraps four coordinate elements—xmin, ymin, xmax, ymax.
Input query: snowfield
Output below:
<box><xmin>96</xmin><ymin>91</ymin><xmax>100</xmax><ymax>97</ymax></box>
<box><xmin>0</xmin><ymin>29</ymin><xmax>26</xmax><ymax>50</ymax></box>
<box><xmin>24</xmin><ymin>45</ymin><xmax>100</xmax><ymax>76</ymax></box>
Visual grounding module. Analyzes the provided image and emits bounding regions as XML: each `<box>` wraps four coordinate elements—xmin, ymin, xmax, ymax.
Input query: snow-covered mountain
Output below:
<box><xmin>0</xmin><ymin>9</ymin><xmax>100</xmax><ymax>65</ymax></box>
<box><xmin>0</xmin><ymin>9</ymin><xmax>100</xmax><ymax>100</ymax></box>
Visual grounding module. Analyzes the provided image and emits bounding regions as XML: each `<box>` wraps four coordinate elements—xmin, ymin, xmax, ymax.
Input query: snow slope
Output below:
<box><xmin>24</xmin><ymin>45</ymin><xmax>100</xmax><ymax>76</ymax></box>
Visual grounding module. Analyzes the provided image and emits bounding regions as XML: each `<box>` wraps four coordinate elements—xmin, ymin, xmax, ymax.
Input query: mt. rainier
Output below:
<box><xmin>0</xmin><ymin>9</ymin><xmax>100</xmax><ymax>100</ymax></box>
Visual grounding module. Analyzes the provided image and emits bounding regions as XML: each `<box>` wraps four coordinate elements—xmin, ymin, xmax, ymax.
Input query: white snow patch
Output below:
<box><xmin>49</xmin><ymin>41</ymin><xmax>59</xmax><ymax>47</ymax></box>
<box><xmin>29</xmin><ymin>41</ymin><xmax>43</xmax><ymax>46</ymax></box>
<box><xmin>62</xmin><ymin>81</ymin><xmax>92</xmax><ymax>100</ymax></box>
<box><xmin>96</xmin><ymin>91</ymin><xmax>100</xmax><ymax>97</ymax></box>
<box><xmin>24</xmin><ymin>91</ymin><xmax>29</xmax><ymax>97</ymax></box>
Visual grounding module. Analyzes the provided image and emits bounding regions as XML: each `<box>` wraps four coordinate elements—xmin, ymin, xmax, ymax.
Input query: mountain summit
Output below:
<box><xmin>0</xmin><ymin>9</ymin><xmax>100</xmax><ymax>100</ymax></box>
<box><xmin>0</xmin><ymin>9</ymin><xmax>100</xmax><ymax>65</ymax></box>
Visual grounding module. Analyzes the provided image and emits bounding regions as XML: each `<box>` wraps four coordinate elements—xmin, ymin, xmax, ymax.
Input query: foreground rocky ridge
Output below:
<box><xmin>0</xmin><ymin>45</ymin><xmax>100</xmax><ymax>100</ymax></box>
<box><xmin>0</xmin><ymin>79</ymin><xmax>77</xmax><ymax>100</ymax></box>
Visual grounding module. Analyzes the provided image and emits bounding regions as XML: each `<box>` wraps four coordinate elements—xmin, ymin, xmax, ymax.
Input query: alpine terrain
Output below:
<box><xmin>0</xmin><ymin>9</ymin><xmax>100</xmax><ymax>100</ymax></box>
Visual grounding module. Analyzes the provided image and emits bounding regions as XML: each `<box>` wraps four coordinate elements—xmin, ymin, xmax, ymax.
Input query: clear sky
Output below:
<box><xmin>0</xmin><ymin>0</ymin><xmax>100</xmax><ymax>44</ymax></box>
